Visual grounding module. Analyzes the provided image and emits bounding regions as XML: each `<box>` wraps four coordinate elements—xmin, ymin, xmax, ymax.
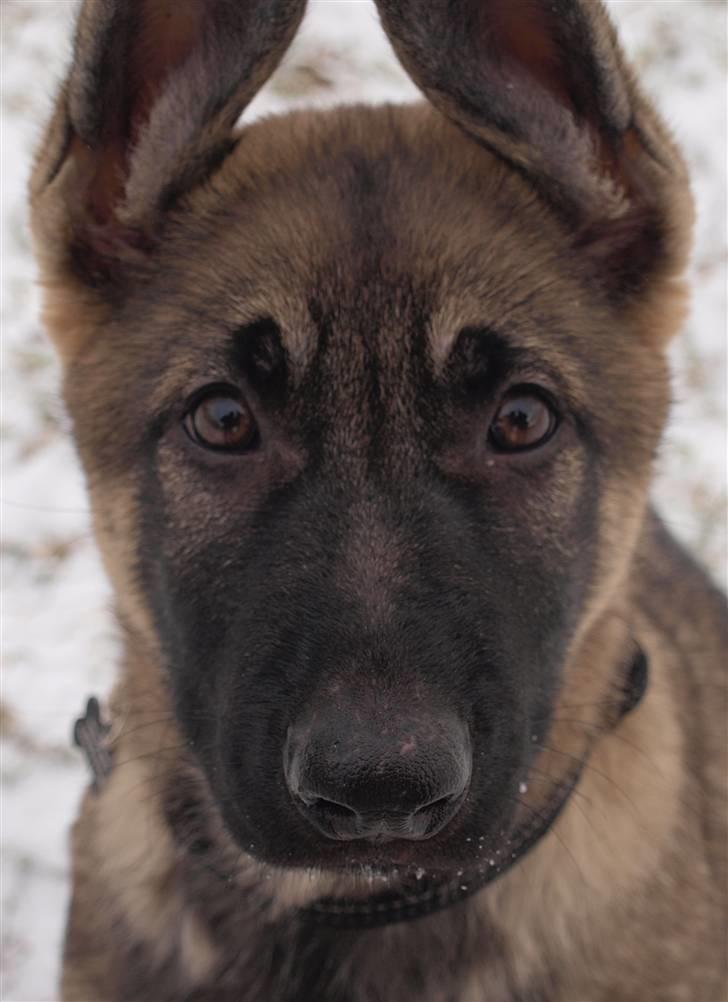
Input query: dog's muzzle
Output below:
<box><xmin>72</xmin><ymin>646</ymin><xmax>649</xmax><ymax>930</ymax></box>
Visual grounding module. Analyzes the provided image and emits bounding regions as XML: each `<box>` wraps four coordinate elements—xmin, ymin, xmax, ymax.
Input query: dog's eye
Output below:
<box><xmin>184</xmin><ymin>388</ymin><xmax>258</xmax><ymax>452</ymax></box>
<box><xmin>489</xmin><ymin>388</ymin><xmax>557</xmax><ymax>452</ymax></box>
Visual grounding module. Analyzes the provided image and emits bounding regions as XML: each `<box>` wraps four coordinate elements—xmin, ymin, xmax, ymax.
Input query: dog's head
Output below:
<box><xmin>31</xmin><ymin>0</ymin><xmax>692</xmax><ymax>876</ymax></box>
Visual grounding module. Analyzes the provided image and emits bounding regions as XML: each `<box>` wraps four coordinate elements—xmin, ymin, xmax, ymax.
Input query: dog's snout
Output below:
<box><xmin>284</xmin><ymin>710</ymin><xmax>471</xmax><ymax>841</ymax></box>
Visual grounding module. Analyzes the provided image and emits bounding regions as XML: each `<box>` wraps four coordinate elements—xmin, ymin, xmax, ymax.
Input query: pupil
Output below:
<box><xmin>508</xmin><ymin>402</ymin><xmax>533</xmax><ymax>429</ymax></box>
<box><xmin>210</xmin><ymin>400</ymin><xmax>241</xmax><ymax>429</ymax></box>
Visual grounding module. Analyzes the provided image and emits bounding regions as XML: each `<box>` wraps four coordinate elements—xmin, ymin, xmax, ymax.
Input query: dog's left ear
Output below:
<box><xmin>375</xmin><ymin>0</ymin><xmax>693</xmax><ymax>302</ymax></box>
<box><xmin>30</xmin><ymin>0</ymin><xmax>306</xmax><ymax>296</ymax></box>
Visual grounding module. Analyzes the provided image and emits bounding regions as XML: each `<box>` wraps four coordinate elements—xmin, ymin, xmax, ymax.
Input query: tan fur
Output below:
<box><xmin>44</xmin><ymin>106</ymin><xmax>727</xmax><ymax>1002</ymax></box>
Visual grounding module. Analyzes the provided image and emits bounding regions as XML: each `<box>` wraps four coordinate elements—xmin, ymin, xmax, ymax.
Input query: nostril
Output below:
<box><xmin>307</xmin><ymin>797</ymin><xmax>358</xmax><ymax>821</ymax></box>
<box><xmin>300</xmin><ymin>795</ymin><xmax>364</xmax><ymax>840</ymax></box>
<box><xmin>414</xmin><ymin>793</ymin><xmax>455</xmax><ymax>817</ymax></box>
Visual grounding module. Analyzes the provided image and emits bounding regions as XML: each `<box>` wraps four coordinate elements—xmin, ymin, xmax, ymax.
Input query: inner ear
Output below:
<box><xmin>126</xmin><ymin>1</ymin><xmax>209</xmax><ymax>145</ymax></box>
<box><xmin>478</xmin><ymin>1</ymin><xmax>603</xmax><ymax>130</ymax></box>
<box><xmin>466</xmin><ymin>0</ymin><xmax>636</xmax><ymax>208</ymax></box>
<box><xmin>71</xmin><ymin>1</ymin><xmax>209</xmax><ymax>226</ymax></box>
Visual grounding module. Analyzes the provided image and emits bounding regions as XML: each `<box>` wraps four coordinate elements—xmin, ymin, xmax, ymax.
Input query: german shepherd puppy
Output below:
<box><xmin>29</xmin><ymin>1</ymin><xmax>726</xmax><ymax>1000</ymax></box>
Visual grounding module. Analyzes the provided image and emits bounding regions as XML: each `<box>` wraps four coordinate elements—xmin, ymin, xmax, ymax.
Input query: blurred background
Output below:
<box><xmin>1</xmin><ymin>2</ymin><xmax>725</xmax><ymax>998</ymax></box>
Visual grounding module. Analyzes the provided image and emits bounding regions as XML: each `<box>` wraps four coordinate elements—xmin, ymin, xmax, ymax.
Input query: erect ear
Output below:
<box><xmin>374</xmin><ymin>0</ymin><xmax>693</xmax><ymax>299</ymax></box>
<box><xmin>30</xmin><ymin>0</ymin><xmax>306</xmax><ymax>287</ymax></box>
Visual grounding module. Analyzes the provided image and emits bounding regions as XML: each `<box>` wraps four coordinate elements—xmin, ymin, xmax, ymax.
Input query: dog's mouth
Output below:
<box><xmin>297</xmin><ymin>761</ymin><xmax>583</xmax><ymax>928</ymax></box>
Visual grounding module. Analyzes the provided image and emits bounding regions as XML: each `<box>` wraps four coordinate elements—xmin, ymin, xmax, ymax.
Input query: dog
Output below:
<box><xmin>29</xmin><ymin>1</ymin><xmax>727</xmax><ymax>999</ymax></box>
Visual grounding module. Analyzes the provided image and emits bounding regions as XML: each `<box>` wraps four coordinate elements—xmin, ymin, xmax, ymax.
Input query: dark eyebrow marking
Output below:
<box><xmin>229</xmin><ymin>317</ymin><xmax>287</xmax><ymax>392</ymax></box>
<box><xmin>444</xmin><ymin>325</ymin><xmax>582</xmax><ymax>413</ymax></box>
<box><xmin>444</xmin><ymin>326</ymin><xmax>522</xmax><ymax>393</ymax></box>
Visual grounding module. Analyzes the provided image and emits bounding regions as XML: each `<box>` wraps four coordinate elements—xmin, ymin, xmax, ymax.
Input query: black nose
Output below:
<box><xmin>284</xmin><ymin>709</ymin><xmax>471</xmax><ymax>842</ymax></box>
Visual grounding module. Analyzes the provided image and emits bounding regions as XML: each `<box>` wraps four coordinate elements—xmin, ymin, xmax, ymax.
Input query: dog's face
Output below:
<box><xmin>31</xmin><ymin>0</ymin><xmax>692</xmax><ymax>876</ymax></box>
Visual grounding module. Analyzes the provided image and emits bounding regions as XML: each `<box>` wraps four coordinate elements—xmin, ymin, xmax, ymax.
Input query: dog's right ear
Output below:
<box><xmin>30</xmin><ymin>0</ymin><xmax>305</xmax><ymax>305</ymax></box>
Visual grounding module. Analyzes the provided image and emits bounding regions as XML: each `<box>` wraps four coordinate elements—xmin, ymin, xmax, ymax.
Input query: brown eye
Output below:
<box><xmin>489</xmin><ymin>388</ymin><xmax>557</xmax><ymax>452</ymax></box>
<box><xmin>185</xmin><ymin>388</ymin><xmax>258</xmax><ymax>452</ymax></box>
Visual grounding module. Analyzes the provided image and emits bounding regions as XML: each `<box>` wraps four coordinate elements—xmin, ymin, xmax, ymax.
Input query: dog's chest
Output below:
<box><xmin>113</xmin><ymin>897</ymin><xmax>554</xmax><ymax>1002</ymax></box>
<box><xmin>184</xmin><ymin>912</ymin><xmax>553</xmax><ymax>1002</ymax></box>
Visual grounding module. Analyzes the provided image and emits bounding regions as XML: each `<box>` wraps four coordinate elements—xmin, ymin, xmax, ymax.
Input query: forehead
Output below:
<box><xmin>129</xmin><ymin>102</ymin><xmax>614</xmax><ymax>405</ymax></box>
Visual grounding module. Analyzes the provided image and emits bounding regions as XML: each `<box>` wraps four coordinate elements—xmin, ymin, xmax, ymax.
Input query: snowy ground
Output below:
<box><xmin>1</xmin><ymin>2</ymin><xmax>725</xmax><ymax>999</ymax></box>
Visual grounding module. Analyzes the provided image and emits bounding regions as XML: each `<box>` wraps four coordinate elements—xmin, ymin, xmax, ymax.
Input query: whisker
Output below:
<box><xmin>502</xmin><ymin>793</ymin><xmax>590</xmax><ymax>890</ymax></box>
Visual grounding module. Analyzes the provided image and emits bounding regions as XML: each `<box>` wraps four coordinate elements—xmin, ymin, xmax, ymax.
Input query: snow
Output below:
<box><xmin>1</xmin><ymin>2</ymin><xmax>725</xmax><ymax>999</ymax></box>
